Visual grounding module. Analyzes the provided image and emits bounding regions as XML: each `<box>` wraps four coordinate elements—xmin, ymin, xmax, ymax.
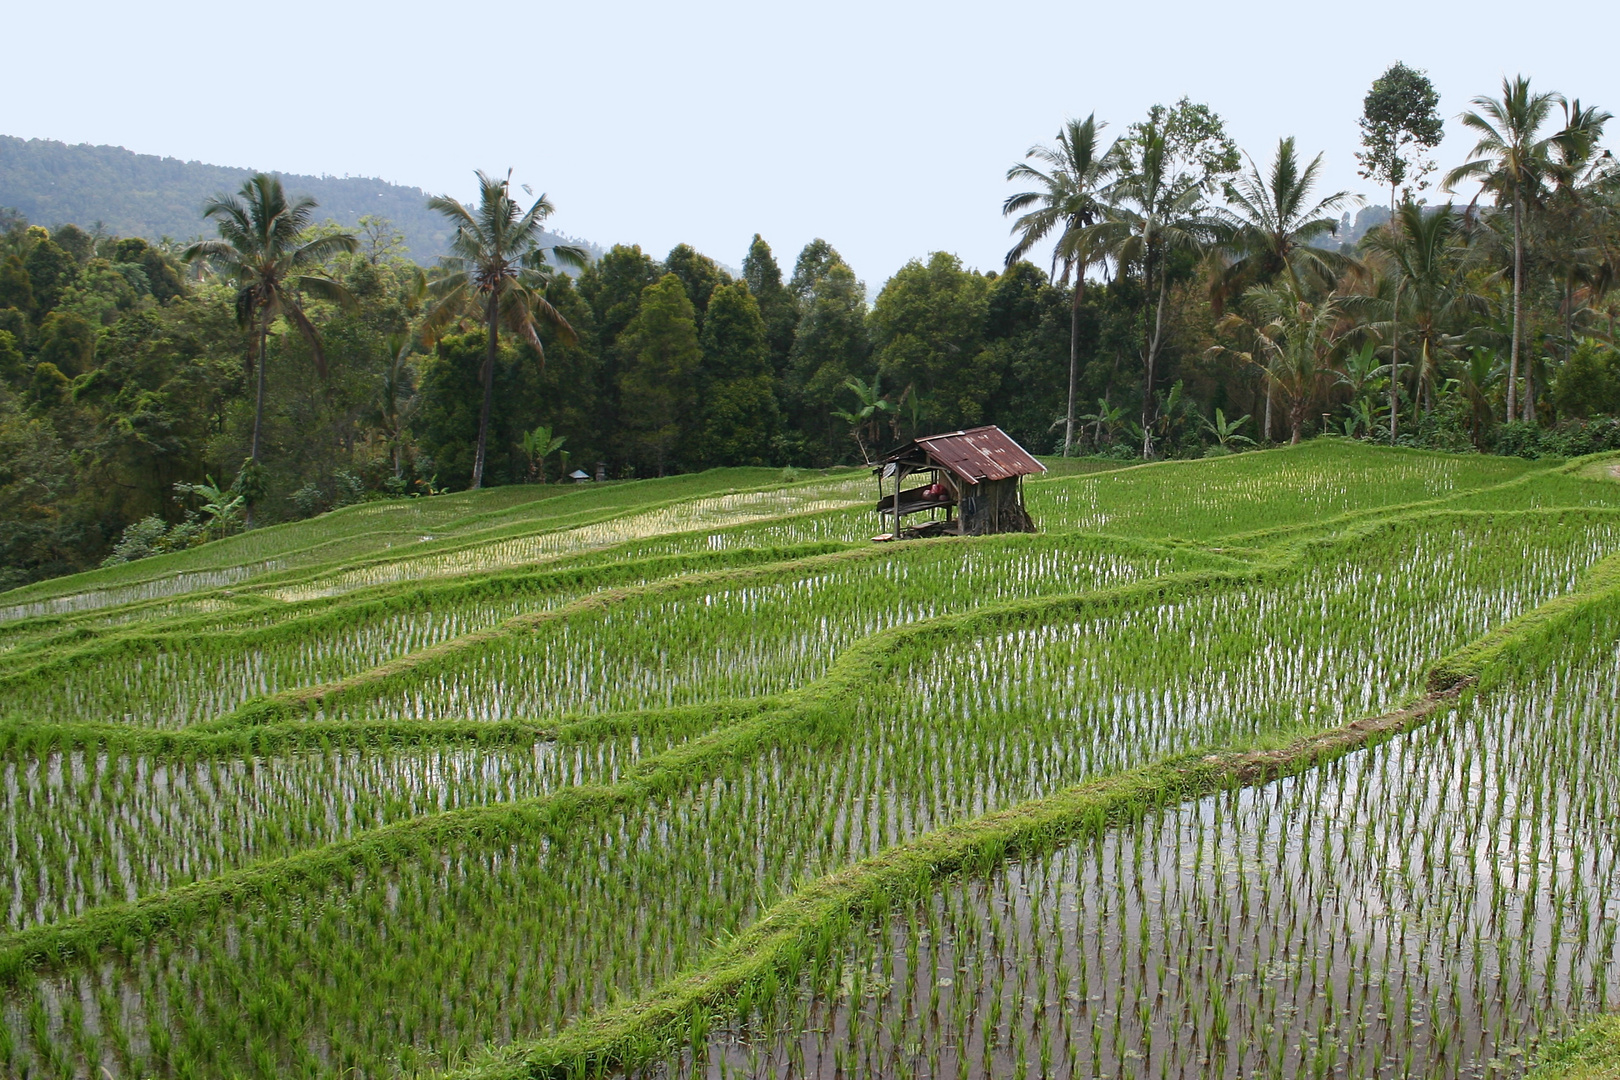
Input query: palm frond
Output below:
<box><xmin>420</xmin><ymin>279</ymin><xmax>471</xmax><ymax>346</ymax></box>
<box><xmin>293</xmin><ymin>274</ymin><xmax>359</xmax><ymax>311</ymax></box>
<box><xmin>280</xmin><ymin>297</ymin><xmax>330</xmax><ymax>379</ymax></box>
<box><xmin>293</xmin><ymin>233</ymin><xmax>360</xmax><ymax>266</ymax></box>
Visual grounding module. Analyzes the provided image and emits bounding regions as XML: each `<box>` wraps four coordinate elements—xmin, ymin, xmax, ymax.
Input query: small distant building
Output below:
<box><xmin>569</xmin><ymin>469</ymin><xmax>592</xmax><ymax>483</ymax></box>
<box><xmin>872</xmin><ymin>425</ymin><xmax>1045</xmax><ymax>539</ymax></box>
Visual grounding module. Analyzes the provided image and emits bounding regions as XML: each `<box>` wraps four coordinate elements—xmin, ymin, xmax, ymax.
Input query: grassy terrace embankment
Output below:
<box><xmin>1</xmin><ymin>441</ymin><xmax>1616</xmax><ymax>1079</ymax></box>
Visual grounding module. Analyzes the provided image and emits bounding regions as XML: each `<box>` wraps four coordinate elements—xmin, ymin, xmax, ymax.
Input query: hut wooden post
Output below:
<box><xmin>893</xmin><ymin>465</ymin><xmax>904</xmax><ymax>535</ymax></box>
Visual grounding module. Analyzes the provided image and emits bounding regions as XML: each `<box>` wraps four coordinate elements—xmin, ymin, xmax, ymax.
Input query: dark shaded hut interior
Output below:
<box><xmin>872</xmin><ymin>425</ymin><xmax>1045</xmax><ymax>539</ymax></box>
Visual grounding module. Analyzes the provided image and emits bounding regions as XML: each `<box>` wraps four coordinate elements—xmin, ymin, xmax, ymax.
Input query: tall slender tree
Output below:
<box><xmin>1357</xmin><ymin>62</ymin><xmax>1445</xmax><ymax>216</ymax></box>
<box><xmin>1357</xmin><ymin>64</ymin><xmax>1442</xmax><ymax>442</ymax></box>
<box><xmin>1444</xmin><ymin>76</ymin><xmax>1564</xmax><ymax>422</ymax></box>
<box><xmin>424</xmin><ymin>171</ymin><xmax>585</xmax><ymax>489</ymax></box>
<box><xmin>183</xmin><ymin>174</ymin><xmax>357</xmax><ymax>523</ymax></box>
<box><xmin>1003</xmin><ymin>114</ymin><xmax>1114</xmax><ymax>456</ymax></box>
<box><xmin>741</xmin><ymin>235</ymin><xmax>798</xmax><ymax>378</ymax></box>
<box><xmin>1088</xmin><ymin>102</ymin><xmax>1235</xmax><ymax>457</ymax></box>
<box><xmin>618</xmin><ymin>274</ymin><xmax>701</xmax><ymax>475</ymax></box>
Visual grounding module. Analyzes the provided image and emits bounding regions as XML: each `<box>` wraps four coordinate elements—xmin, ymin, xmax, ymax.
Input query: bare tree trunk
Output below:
<box><xmin>1065</xmin><ymin>280</ymin><xmax>1083</xmax><ymax>457</ymax></box>
<box><xmin>1263</xmin><ymin>379</ymin><xmax>1273</xmax><ymax>442</ymax></box>
<box><xmin>471</xmin><ymin>293</ymin><xmax>499</xmax><ymax>490</ymax></box>
<box><xmin>1508</xmin><ymin>194</ymin><xmax>1522</xmax><ymax>423</ymax></box>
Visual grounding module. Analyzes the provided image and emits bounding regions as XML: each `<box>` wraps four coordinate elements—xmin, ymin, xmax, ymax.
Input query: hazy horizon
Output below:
<box><xmin>6</xmin><ymin>0</ymin><xmax>1616</xmax><ymax>284</ymax></box>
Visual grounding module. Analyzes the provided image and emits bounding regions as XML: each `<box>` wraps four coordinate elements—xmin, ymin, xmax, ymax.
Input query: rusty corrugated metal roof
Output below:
<box><xmin>877</xmin><ymin>425</ymin><xmax>1046</xmax><ymax>484</ymax></box>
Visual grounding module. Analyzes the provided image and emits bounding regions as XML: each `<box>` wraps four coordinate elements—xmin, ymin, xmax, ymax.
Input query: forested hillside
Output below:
<box><xmin>0</xmin><ymin>137</ymin><xmax>597</xmax><ymax>261</ymax></box>
<box><xmin>2</xmin><ymin>64</ymin><xmax>1619</xmax><ymax>594</ymax></box>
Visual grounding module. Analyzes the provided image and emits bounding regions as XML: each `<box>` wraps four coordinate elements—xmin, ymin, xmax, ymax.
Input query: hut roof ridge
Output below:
<box><xmin>875</xmin><ymin>425</ymin><xmax>1045</xmax><ymax>484</ymax></box>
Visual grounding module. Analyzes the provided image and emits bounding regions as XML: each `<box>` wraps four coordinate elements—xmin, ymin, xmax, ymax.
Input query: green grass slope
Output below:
<box><xmin>1533</xmin><ymin>1017</ymin><xmax>1620</xmax><ymax>1080</ymax></box>
<box><xmin>1</xmin><ymin>441</ymin><xmax>1617</xmax><ymax>1080</ymax></box>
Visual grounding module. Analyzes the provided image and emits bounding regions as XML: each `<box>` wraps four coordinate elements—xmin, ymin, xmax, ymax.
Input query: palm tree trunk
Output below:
<box><xmin>1389</xmin><ymin>283</ymin><xmax>1400</xmax><ymax>445</ymax></box>
<box><xmin>1142</xmin><ymin>269</ymin><xmax>1167</xmax><ymax>459</ymax></box>
<box><xmin>251</xmin><ymin>323</ymin><xmax>268</xmax><ymax>466</ymax></box>
<box><xmin>471</xmin><ymin>292</ymin><xmax>500</xmax><ymax>490</ymax></box>
<box><xmin>1263</xmin><ymin>382</ymin><xmax>1273</xmax><ymax>443</ymax></box>
<box><xmin>1565</xmin><ymin>279</ymin><xmax>1575</xmax><ymax>366</ymax></box>
<box><xmin>1065</xmin><ymin>280</ymin><xmax>1083</xmax><ymax>457</ymax></box>
<box><xmin>1508</xmin><ymin>194</ymin><xmax>1522</xmax><ymax>423</ymax></box>
<box><xmin>1412</xmin><ymin>339</ymin><xmax>1424</xmax><ymax>428</ymax></box>
<box><xmin>246</xmin><ymin>320</ymin><xmax>269</xmax><ymax>528</ymax></box>
<box><xmin>1387</xmin><ymin>187</ymin><xmax>1400</xmax><ymax>450</ymax></box>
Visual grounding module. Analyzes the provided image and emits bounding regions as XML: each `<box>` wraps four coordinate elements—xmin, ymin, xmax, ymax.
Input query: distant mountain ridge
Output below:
<box><xmin>0</xmin><ymin>136</ymin><xmax>600</xmax><ymax>263</ymax></box>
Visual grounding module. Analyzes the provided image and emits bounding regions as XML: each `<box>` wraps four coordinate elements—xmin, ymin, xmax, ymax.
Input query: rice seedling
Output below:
<box><xmin>1029</xmin><ymin>440</ymin><xmax>1546</xmax><ymax>540</ymax></box>
<box><xmin>2</xmin><ymin>728</ymin><xmax>698</xmax><ymax>933</ymax></box>
<box><xmin>337</xmin><ymin>534</ymin><xmax>1182</xmax><ymax>724</ymax></box>
<box><xmin>0</xmin><ymin>445</ymin><xmax>1615</xmax><ymax>1080</ymax></box>
<box><xmin>667</xmin><ymin>590</ymin><xmax>1620</xmax><ymax>1079</ymax></box>
<box><xmin>4</xmin><ymin>512</ymin><xmax>1613</xmax><ymax>1078</ymax></box>
<box><xmin>265</xmin><ymin>475</ymin><xmax>875</xmax><ymax>602</ymax></box>
<box><xmin>0</xmin><ymin>542</ymin><xmax>857</xmax><ymax>728</ymax></box>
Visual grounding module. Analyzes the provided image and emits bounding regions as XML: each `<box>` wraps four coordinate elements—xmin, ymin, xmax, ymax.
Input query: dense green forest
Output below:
<box><xmin>2</xmin><ymin>64</ymin><xmax>1619</xmax><ymax>589</ymax></box>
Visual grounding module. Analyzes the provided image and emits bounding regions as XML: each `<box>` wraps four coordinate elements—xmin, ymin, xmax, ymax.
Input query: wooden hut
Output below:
<box><xmin>872</xmin><ymin>425</ymin><xmax>1045</xmax><ymax>539</ymax></box>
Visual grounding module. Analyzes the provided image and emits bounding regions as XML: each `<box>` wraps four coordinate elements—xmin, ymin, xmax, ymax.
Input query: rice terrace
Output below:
<box><xmin>0</xmin><ymin>439</ymin><xmax>1615</xmax><ymax>1079</ymax></box>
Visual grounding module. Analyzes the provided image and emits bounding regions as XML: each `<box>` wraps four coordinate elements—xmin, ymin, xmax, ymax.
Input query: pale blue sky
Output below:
<box><xmin>6</xmin><ymin>0</ymin><xmax>1616</xmax><ymax>283</ymax></box>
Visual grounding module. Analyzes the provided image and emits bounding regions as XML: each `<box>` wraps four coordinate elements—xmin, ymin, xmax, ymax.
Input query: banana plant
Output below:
<box><xmin>521</xmin><ymin>424</ymin><xmax>567</xmax><ymax>483</ymax></box>
<box><xmin>173</xmin><ymin>476</ymin><xmax>245</xmax><ymax>539</ymax></box>
<box><xmin>1200</xmin><ymin>407</ymin><xmax>1255</xmax><ymax>451</ymax></box>
<box><xmin>832</xmin><ymin>376</ymin><xmax>895</xmax><ymax>464</ymax></box>
<box><xmin>1076</xmin><ymin>397</ymin><xmax>1129</xmax><ymax>448</ymax></box>
<box><xmin>1339</xmin><ymin>398</ymin><xmax>1381</xmax><ymax>438</ymax></box>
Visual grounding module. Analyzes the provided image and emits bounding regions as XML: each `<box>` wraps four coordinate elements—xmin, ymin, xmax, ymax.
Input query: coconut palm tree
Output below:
<box><xmin>1542</xmin><ymin>101</ymin><xmax>1616</xmax><ymax>363</ymax></box>
<box><xmin>1086</xmin><ymin>125</ymin><xmax>1219</xmax><ymax>457</ymax></box>
<box><xmin>1456</xmin><ymin>346</ymin><xmax>1504</xmax><ymax>446</ymax></box>
<box><xmin>1209</xmin><ymin>137</ymin><xmax>1358</xmax><ymax>309</ymax></box>
<box><xmin>184</xmin><ymin>174</ymin><xmax>357</xmax><ymax>520</ymax></box>
<box><xmin>1003</xmin><ymin>114</ymin><xmax>1115</xmax><ymax>456</ymax></box>
<box><xmin>424</xmin><ymin>171</ymin><xmax>585</xmax><ymax>489</ymax></box>
<box><xmin>1360</xmin><ymin>202</ymin><xmax>1482</xmax><ymax>424</ymax></box>
<box><xmin>1227</xmin><ymin>280</ymin><xmax>1348</xmax><ymax>444</ymax></box>
<box><xmin>1444</xmin><ymin>76</ymin><xmax>1564</xmax><ymax>422</ymax></box>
